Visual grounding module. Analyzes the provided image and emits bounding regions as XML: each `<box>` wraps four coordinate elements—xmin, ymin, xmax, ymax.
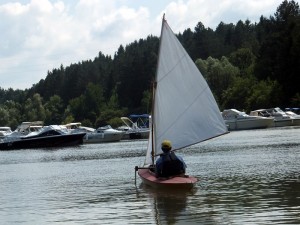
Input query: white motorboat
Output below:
<box><xmin>83</xmin><ymin>125</ymin><xmax>124</xmax><ymax>144</ymax></box>
<box><xmin>222</xmin><ymin>109</ymin><xmax>274</xmax><ymax>131</ymax></box>
<box><xmin>7</xmin><ymin>121</ymin><xmax>44</xmax><ymax>138</ymax></box>
<box><xmin>64</xmin><ymin>122</ymin><xmax>96</xmax><ymax>133</ymax></box>
<box><xmin>0</xmin><ymin>127</ymin><xmax>12</xmax><ymax>138</ymax></box>
<box><xmin>285</xmin><ymin>107</ymin><xmax>300</xmax><ymax>114</ymax></box>
<box><xmin>250</xmin><ymin>107</ymin><xmax>293</xmax><ymax>127</ymax></box>
<box><xmin>117</xmin><ymin>114</ymin><xmax>150</xmax><ymax>140</ymax></box>
<box><xmin>285</xmin><ymin>111</ymin><xmax>300</xmax><ymax>126</ymax></box>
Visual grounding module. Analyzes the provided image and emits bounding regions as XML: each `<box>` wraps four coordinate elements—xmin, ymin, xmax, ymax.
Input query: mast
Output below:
<box><xmin>151</xmin><ymin>14</ymin><xmax>166</xmax><ymax>165</ymax></box>
<box><xmin>150</xmin><ymin>81</ymin><xmax>156</xmax><ymax>165</ymax></box>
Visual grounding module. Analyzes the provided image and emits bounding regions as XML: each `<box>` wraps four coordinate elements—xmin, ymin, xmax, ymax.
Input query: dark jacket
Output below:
<box><xmin>155</xmin><ymin>151</ymin><xmax>186</xmax><ymax>177</ymax></box>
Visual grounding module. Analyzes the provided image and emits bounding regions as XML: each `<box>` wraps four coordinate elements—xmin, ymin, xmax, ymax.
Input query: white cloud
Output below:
<box><xmin>0</xmin><ymin>0</ymin><xmax>282</xmax><ymax>89</ymax></box>
<box><xmin>160</xmin><ymin>0</ymin><xmax>281</xmax><ymax>33</ymax></box>
<box><xmin>0</xmin><ymin>0</ymin><xmax>152</xmax><ymax>89</ymax></box>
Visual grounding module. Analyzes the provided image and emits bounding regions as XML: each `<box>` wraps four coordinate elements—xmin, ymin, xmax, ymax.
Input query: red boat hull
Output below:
<box><xmin>138</xmin><ymin>168</ymin><xmax>197</xmax><ymax>189</ymax></box>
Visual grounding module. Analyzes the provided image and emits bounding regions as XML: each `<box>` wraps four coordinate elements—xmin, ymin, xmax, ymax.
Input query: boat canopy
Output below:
<box><xmin>285</xmin><ymin>108</ymin><xmax>299</xmax><ymax>110</ymax></box>
<box><xmin>129</xmin><ymin>114</ymin><xmax>150</xmax><ymax>118</ymax></box>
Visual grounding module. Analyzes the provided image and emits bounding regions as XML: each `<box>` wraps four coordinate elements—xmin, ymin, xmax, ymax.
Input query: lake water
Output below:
<box><xmin>0</xmin><ymin>126</ymin><xmax>299</xmax><ymax>224</ymax></box>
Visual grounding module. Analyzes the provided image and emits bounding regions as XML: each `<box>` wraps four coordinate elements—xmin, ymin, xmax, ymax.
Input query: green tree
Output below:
<box><xmin>44</xmin><ymin>95</ymin><xmax>64</xmax><ymax>124</ymax></box>
<box><xmin>97</xmin><ymin>85</ymin><xmax>128</xmax><ymax>128</ymax></box>
<box><xmin>221</xmin><ymin>76</ymin><xmax>256</xmax><ymax>110</ymax></box>
<box><xmin>229</xmin><ymin>48</ymin><xmax>256</xmax><ymax>77</ymax></box>
<box><xmin>4</xmin><ymin>100</ymin><xmax>22</xmax><ymax>129</ymax></box>
<box><xmin>107</xmin><ymin>86</ymin><xmax>120</xmax><ymax>109</ymax></box>
<box><xmin>290</xmin><ymin>93</ymin><xmax>300</xmax><ymax>105</ymax></box>
<box><xmin>24</xmin><ymin>94</ymin><xmax>46</xmax><ymax>122</ymax></box>
<box><xmin>67</xmin><ymin>95</ymin><xmax>85</xmax><ymax>122</ymax></box>
<box><xmin>193</xmin><ymin>22</ymin><xmax>218</xmax><ymax>59</ymax></box>
<box><xmin>246</xmin><ymin>79</ymin><xmax>283</xmax><ymax>110</ymax></box>
<box><xmin>116</xmin><ymin>37</ymin><xmax>157</xmax><ymax>112</ymax></box>
<box><xmin>66</xmin><ymin>83</ymin><xmax>104</xmax><ymax>125</ymax></box>
<box><xmin>255</xmin><ymin>0</ymin><xmax>300</xmax><ymax>106</ymax></box>
<box><xmin>222</xmin><ymin>76</ymin><xmax>283</xmax><ymax>112</ymax></box>
<box><xmin>141</xmin><ymin>89</ymin><xmax>152</xmax><ymax>113</ymax></box>
<box><xmin>196</xmin><ymin>56</ymin><xmax>239</xmax><ymax>103</ymax></box>
<box><xmin>0</xmin><ymin>107</ymin><xmax>9</xmax><ymax>126</ymax></box>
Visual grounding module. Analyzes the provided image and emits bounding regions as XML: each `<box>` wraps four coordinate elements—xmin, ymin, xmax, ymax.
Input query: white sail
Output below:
<box><xmin>145</xmin><ymin>18</ymin><xmax>228</xmax><ymax>165</ymax></box>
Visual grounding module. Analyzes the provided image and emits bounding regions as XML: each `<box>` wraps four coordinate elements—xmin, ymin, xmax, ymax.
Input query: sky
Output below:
<box><xmin>0</xmin><ymin>0</ymin><xmax>285</xmax><ymax>90</ymax></box>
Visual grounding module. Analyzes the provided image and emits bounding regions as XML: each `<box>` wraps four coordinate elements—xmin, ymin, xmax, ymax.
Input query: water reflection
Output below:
<box><xmin>140</xmin><ymin>184</ymin><xmax>198</xmax><ymax>225</ymax></box>
<box><xmin>189</xmin><ymin>174</ymin><xmax>300</xmax><ymax>224</ymax></box>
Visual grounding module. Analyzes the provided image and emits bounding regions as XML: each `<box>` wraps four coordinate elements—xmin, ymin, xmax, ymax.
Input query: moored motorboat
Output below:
<box><xmin>0</xmin><ymin>125</ymin><xmax>85</xmax><ymax>150</ymax></box>
<box><xmin>284</xmin><ymin>110</ymin><xmax>300</xmax><ymax>126</ymax></box>
<box><xmin>64</xmin><ymin>122</ymin><xmax>95</xmax><ymax>133</ymax></box>
<box><xmin>222</xmin><ymin>109</ymin><xmax>274</xmax><ymax>131</ymax></box>
<box><xmin>9</xmin><ymin>121</ymin><xmax>43</xmax><ymax>137</ymax></box>
<box><xmin>285</xmin><ymin>107</ymin><xmax>300</xmax><ymax>114</ymax></box>
<box><xmin>117</xmin><ymin>114</ymin><xmax>150</xmax><ymax>140</ymax></box>
<box><xmin>250</xmin><ymin>107</ymin><xmax>293</xmax><ymax>127</ymax></box>
<box><xmin>0</xmin><ymin>127</ymin><xmax>12</xmax><ymax>138</ymax></box>
<box><xmin>1</xmin><ymin>121</ymin><xmax>44</xmax><ymax>140</ymax></box>
<box><xmin>83</xmin><ymin>125</ymin><xmax>124</xmax><ymax>144</ymax></box>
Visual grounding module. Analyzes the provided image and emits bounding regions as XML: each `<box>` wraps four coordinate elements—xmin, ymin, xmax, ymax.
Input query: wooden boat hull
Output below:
<box><xmin>138</xmin><ymin>168</ymin><xmax>197</xmax><ymax>189</ymax></box>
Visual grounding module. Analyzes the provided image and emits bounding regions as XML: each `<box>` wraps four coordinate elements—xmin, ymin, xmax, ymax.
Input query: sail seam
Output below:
<box><xmin>158</xmin><ymin>80</ymin><xmax>210</xmax><ymax>144</ymax></box>
<box><xmin>157</xmin><ymin>52</ymin><xmax>187</xmax><ymax>83</ymax></box>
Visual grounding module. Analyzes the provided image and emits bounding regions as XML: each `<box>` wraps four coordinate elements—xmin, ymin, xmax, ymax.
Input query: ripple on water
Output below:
<box><xmin>0</xmin><ymin>128</ymin><xmax>300</xmax><ymax>224</ymax></box>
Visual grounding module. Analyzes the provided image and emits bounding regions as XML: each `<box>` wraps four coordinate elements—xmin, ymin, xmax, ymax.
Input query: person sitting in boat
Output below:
<box><xmin>155</xmin><ymin>140</ymin><xmax>186</xmax><ymax>178</ymax></box>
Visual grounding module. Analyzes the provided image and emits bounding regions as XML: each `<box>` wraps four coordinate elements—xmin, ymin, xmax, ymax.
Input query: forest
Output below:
<box><xmin>0</xmin><ymin>0</ymin><xmax>299</xmax><ymax>129</ymax></box>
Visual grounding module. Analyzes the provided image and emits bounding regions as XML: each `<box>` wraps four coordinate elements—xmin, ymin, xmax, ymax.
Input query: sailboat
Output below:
<box><xmin>136</xmin><ymin>15</ymin><xmax>228</xmax><ymax>189</ymax></box>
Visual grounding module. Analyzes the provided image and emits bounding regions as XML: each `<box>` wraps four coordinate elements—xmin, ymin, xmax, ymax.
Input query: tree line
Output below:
<box><xmin>0</xmin><ymin>0</ymin><xmax>299</xmax><ymax>130</ymax></box>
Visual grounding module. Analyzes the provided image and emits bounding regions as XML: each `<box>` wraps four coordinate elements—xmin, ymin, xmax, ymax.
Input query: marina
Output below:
<box><xmin>0</xmin><ymin>126</ymin><xmax>299</xmax><ymax>224</ymax></box>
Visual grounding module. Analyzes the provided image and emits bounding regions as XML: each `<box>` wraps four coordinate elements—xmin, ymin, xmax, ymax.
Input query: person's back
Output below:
<box><xmin>155</xmin><ymin>140</ymin><xmax>186</xmax><ymax>178</ymax></box>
